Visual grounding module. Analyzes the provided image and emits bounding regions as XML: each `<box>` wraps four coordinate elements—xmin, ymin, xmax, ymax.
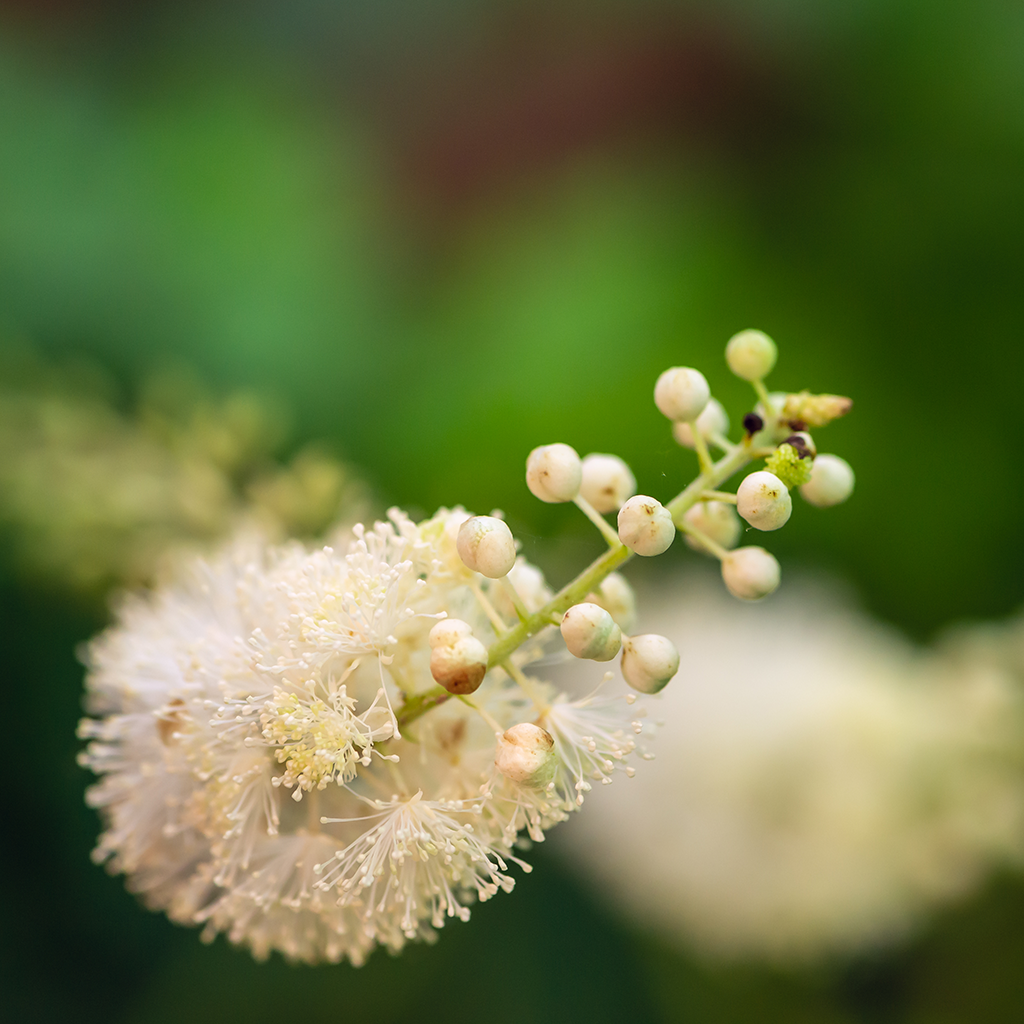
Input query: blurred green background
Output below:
<box><xmin>2</xmin><ymin>1</ymin><xmax>1023</xmax><ymax>1021</ymax></box>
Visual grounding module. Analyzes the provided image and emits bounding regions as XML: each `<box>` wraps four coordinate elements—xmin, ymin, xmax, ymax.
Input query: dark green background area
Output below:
<box><xmin>2</xmin><ymin>1</ymin><xmax>1023</xmax><ymax>1021</ymax></box>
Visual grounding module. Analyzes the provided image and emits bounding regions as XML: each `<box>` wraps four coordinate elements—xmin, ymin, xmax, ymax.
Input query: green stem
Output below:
<box><xmin>689</xmin><ymin>419</ymin><xmax>715</xmax><ymax>476</ymax></box>
<box><xmin>399</xmin><ymin>443</ymin><xmax>754</xmax><ymax>732</ymax></box>
<box><xmin>470</xmin><ymin>579</ymin><xmax>508</xmax><ymax>634</ymax></box>
<box><xmin>500</xmin><ymin>576</ymin><xmax>530</xmax><ymax>623</ymax></box>
<box><xmin>487</xmin><ymin>541</ymin><xmax>632</xmax><ymax>668</ymax></box>
<box><xmin>395</xmin><ymin>687</ymin><xmax>451</xmax><ymax>730</ymax></box>
<box><xmin>752</xmin><ymin>378</ymin><xmax>781</xmax><ymax>433</ymax></box>
<box><xmin>676</xmin><ymin>519</ymin><xmax>730</xmax><ymax>561</ymax></box>
<box><xmin>503</xmin><ymin>658</ymin><xmax>550</xmax><ymax>712</ymax></box>
<box><xmin>666</xmin><ymin>443</ymin><xmax>752</xmax><ymax>521</ymax></box>
<box><xmin>573</xmin><ymin>494</ymin><xmax>621</xmax><ymax>548</ymax></box>
<box><xmin>457</xmin><ymin>694</ymin><xmax>503</xmax><ymax>733</ymax></box>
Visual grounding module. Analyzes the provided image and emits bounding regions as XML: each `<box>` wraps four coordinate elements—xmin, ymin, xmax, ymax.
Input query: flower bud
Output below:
<box><xmin>763</xmin><ymin>444</ymin><xmax>812</xmax><ymax>490</ymax></box>
<box><xmin>560</xmin><ymin>602</ymin><xmax>622</xmax><ymax>661</ymax></box>
<box><xmin>617</xmin><ymin>495</ymin><xmax>675</xmax><ymax>556</ymax></box>
<box><xmin>495</xmin><ymin>723</ymin><xmax>559</xmax><ymax>788</ymax></box>
<box><xmin>725</xmin><ymin>329</ymin><xmax>777</xmax><ymax>381</ymax></box>
<box><xmin>579</xmin><ymin>453</ymin><xmax>636</xmax><ymax>513</ymax></box>
<box><xmin>721</xmin><ymin>546</ymin><xmax>781</xmax><ymax>601</ymax></box>
<box><xmin>526</xmin><ymin>443</ymin><xmax>582</xmax><ymax>503</ymax></box>
<box><xmin>672</xmin><ymin>398</ymin><xmax>730</xmax><ymax>449</ymax></box>
<box><xmin>429</xmin><ymin>633</ymin><xmax>489</xmax><ymax>695</ymax></box>
<box><xmin>586</xmin><ymin>572</ymin><xmax>637</xmax><ymax>633</ymax></box>
<box><xmin>621</xmin><ymin>633</ymin><xmax>680</xmax><ymax>694</ymax></box>
<box><xmin>456</xmin><ymin>515</ymin><xmax>516</xmax><ymax>578</ymax></box>
<box><xmin>428</xmin><ymin>618</ymin><xmax>473</xmax><ymax>648</ymax></box>
<box><xmin>654</xmin><ymin>367</ymin><xmax>710</xmax><ymax>423</ymax></box>
<box><xmin>781</xmin><ymin>391</ymin><xmax>853</xmax><ymax>428</ymax></box>
<box><xmin>737</xmin><ymin>471</ymin><xmax>792</xmax><ymax>531</ymax></box>
<box><xmin>800</xmin><ymin>453</ymin><xmax>855</xmax><ymax>508</ymax></box>
<box><xmin>680</xmin><ymin>500</ymin><xmax>741</xmax><ymax>554</ymax></box>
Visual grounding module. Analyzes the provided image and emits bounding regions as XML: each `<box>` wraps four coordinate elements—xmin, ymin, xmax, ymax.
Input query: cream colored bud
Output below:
<box><xmin>560</xmin><ymin>602</ymin><xmax>622</xmax><ymax>661</ymax></box>
<box><xmin>526</xmin><ymin>443</ymin><xmax>582</xmax><ymax>503</ymax></box>
<box><xmin>456</xmin><ymin>515</ymin><xmax>516</xmax><ymax>578</ymax></box>
<box><xmin>586</xmin><ymin>572</ymin><xmax>637</xmax><ymax>633</ymax></box>
<box><xmin>495</xmin><ymin>723</ymin><xmax>559</xmax><ymax>788</ymax></box>
<box><xmin>681</xmin><ymin>500</ymin><xmax>741</xmax><ymax>554</ymax></box>
<box><xmin>621</xmin><ymin>633</ymin><xmax>680</xmax><ymax>694</ymax></box>
<box><xmin>617</xmin><ymin>495</ymin><xmax>675</xmax><ymax>556</ymax></box>
<box><xmin>725</xmin><ymin>329</ymin><xmax>777</xmax><ymax>381</ymax></box>
<box><xmin>721</xmin><ymin>546</ymin><xmax>781</xmax><ymax>601</ymax></box>
<box><xmin>429</xmin><ymin>634</ymin><xmax>489</xmax><ymax>695</ymax></box>
<box><xmin>579</xmin><ymin>453</ymin><xmax>636</xmax><ymax>513</ymax></box>
<box><xmin>800</xmin><ymin>453</ymin><xmax>855</xmax><ymax>508</ymax></box>
<box><xmin>654</xmin><ymin>367</ymin><xmax>710</xmax><ymax>422</ymax></box>
<box><xmin>737</xmin><ymin>471</ymin><xmax>792</xmax><ymax>531</ymax></box>
<box><xmin>428</xmin><ymin>618</ymin><xmax>473</xmax><ymax>648</ymax></box>
<box><xmin>672</xmin><ymin>398</ymin><xmax>730</xmax><ymax>448</ymax></box>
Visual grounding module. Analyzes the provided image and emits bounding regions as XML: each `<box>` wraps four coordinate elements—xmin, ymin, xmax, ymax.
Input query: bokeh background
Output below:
<box><xmin>2</xmin><ymin>1</ymin><xmax>1024</xmax><ymax>1021</ymax></box>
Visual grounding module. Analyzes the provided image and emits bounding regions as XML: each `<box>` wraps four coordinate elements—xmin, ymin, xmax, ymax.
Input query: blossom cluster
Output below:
<box><xmin>79</xmin><ymin>329</ymin><xmax>855</xmax><ymax>964</ymax></box>
<box><xmin>0</xmin><ymin>343</ymin><xmax>361</xmax><ymax>595</ymax></box>
<box><xmin>557</xmin><ymin>578</ymin><xmax>1024</xmax><ymax>963</ymax></box>
<box><xmin>79</xmin><ymin>512</ymin><xmax>645</xmax><ymax>963</ymax></box>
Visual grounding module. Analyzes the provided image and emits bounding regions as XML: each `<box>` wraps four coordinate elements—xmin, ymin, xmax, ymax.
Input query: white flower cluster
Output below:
<box><xmin>79</xmin><ymin>327</ymin><xmax>856</xmax><ymax>965</ymax></box>
<box><xmin>79</xmin><ymin>510</ymin><xmax>645</xmax><ymax>964</ymax></box>
<box><xmin>555</xmin><ymin>577</ymin><xmax>1024</xmax><ymax>964</ymax></box>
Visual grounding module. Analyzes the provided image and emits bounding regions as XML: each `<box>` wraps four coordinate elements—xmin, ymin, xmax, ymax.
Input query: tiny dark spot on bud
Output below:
<box><xmin>786</xmin><ymin>419</ymin><xmax>807</xmax><ymax>432</ymax></box>
<box><xmin>784</xmin><ymin>435</ymin><xmax>812</xmax><ymax>458</ymax></box>
<box><xmin>743</xmin><ymin>413</ymin><xmax>764</xmax><ymax>434</ymax></box>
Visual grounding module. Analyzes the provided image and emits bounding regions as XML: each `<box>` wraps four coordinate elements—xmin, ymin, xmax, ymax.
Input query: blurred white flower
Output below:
<box><xmin>79</xmin><ymin>509</ymin><xmax>643</xmax><ymax>964</ymax></box>
<box><xmin>553</xmin><ymin>574</ymin><xmax>1024</xmax><ymax>964</ymax></box>
<box><xmin>0</xmin><ymin>345</ymin><xmax>363</xmax><ymax>594</ymax></box>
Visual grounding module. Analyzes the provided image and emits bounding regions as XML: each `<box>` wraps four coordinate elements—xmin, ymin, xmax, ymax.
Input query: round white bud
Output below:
<box><xmin>800</xmin><ymin>453</ymin><xmax>855</xmax><ymax>508</ymax></box>
<box><xmin>428</xmin><ymin>618</ymin><xmax>473</xmax><ymax>648</ymax></box>
<box><xmin>495</xmin><ymin>723</ymin><xmax>559</xmax><ymax>788</ymax></box>
<box><xmin>579</xmin><ymin>453</ymin><xmax>636</xmax><ymax>514</ymax></box>
<box><xmin>737</xmin><ymin>470</ymin><xmax>792</xmax><ymax>531</ymax></box>
<box><xmin>681</xmin><ymin>500</ymin><xmax>741</xmax><ymax>554</ymax></box>
<box><xmin>671</xmin><ymin>397</ymin><xmax>730</xmax><ymax>448</ymax></box>
<box><xmin>721</xmin><ymin>546</ymin><xmax>781</xmax><ymax>601</ymax></box>
<box><xmin>621</xmin><ymin>633</ymin><xmax>680</xmax><ymax>694</ymax></box>
<box><xmin>725</xmin><ymin>329</ymin><xmax>778</xmax><ymax>381</ymax></box>
<box><xmin>653</xmin><ymin>367</ymin><xmax>710</xmax><ymax>422</ymax></box>
<box><xmin>456</xmin><ymin>515</ymin><xmax>516</xmax><ymax>578</ymax></box>
<box><xmin>560</xmin><ymin>602</ymin><xmax>622</xmax><ymax>661</ymax></box>
<box><xmin>526</xmin><ymin>443</ymin><xmax>582</xmax><ymax>503</ymax></box>
<box><xmin>429</xmin><ymin>633</ymin><xmax>489</xmax><ymax>695</ymax></box>
<box><xmin>617</xmin><ymin>495</ymin><xmax>676</xmax><ymax>556</ymax></box>
<box><xmin>587</xmin><ymin>572</ymin><xmax>637</xmax><ymax>633</ymax></box>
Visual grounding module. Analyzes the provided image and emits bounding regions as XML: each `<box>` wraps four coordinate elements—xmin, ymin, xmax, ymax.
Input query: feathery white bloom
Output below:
<box><xmin>80</xmin><ymin>509</ymin><xmax>644</xmax><ymax>964</ymax></box>
<box><xmin>554</xmin><ymin>575</ymin><xmax>1024</xmax><ymax>964</ymax></box>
